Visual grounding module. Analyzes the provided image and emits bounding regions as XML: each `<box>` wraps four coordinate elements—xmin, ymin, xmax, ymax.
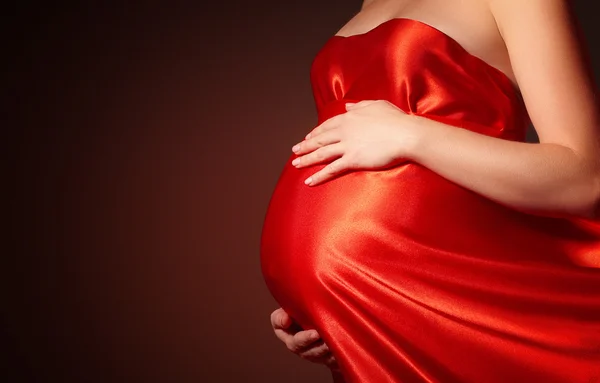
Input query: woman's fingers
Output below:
<box><xmin>345</xmin><ymin>99</ymin><xmax>377</xmax><ymax>111</ymax></box>
<box><xmin>270</xmin><ymin>308</ymin><xmax>322</xmax><ymax>351</ymax></box>
<box><xmin>271</xmin><ymin>308</ymin><xmax>299</xmax><ymax>346</ymax></box>
<box><xmin>302</xmin><ymin>350</ymin><xmax>339</xmax><ymax>370</ymax></box>
<box><xmin>269</xmin><ymin>308</ymin><xmax>338</xmax><ymax>369</ymax></box>
<box><xmin>286</xmin><ymin>329</ymin><xmax>320</xmax><ymax>353</ymax></box>
<box><xmin>304</xmin><ymin>156</ymin><xmax>350</xmax><ymax>186</ymax></box>
<box><xmin>305</xmin><ymin>113</ymin><xmax>346</xmax><ymax>140</ymax></box>
<box><xmin>296</xmin><ymin>339</ymin><xmax>337</xmax><ymax>368</ymax></box>
<box><xmin>297</xmin><ymin>340</ymin><xmax>331</xmax><ymax>359</ymax></box>
<box><xmin>294</xmin><ymin>128</ymin><xmax>341</xmax><ymax>156</ymax></box>
<box><xmin>292</xmin><ymin>143</ymin><xmax>344</xmax><ymax>168</ymax></box>
<box><xmin>270</xmin><ymin>308</ymin><xmax>292</xmax><ymax>330</ymax></box>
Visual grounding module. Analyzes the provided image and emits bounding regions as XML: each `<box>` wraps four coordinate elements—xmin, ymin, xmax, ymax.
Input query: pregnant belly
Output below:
<box><xmin>260</xmin><ymin>152</ymin><xmax>510</xmax><ymax>329</ymax></box>
<box><xmin>259</xmin><ymin>105</ymin><xmax>600</xmax><ymax>333</ymax></box>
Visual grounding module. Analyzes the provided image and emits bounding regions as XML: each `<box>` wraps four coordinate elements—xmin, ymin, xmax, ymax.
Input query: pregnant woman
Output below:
<box><xmin>260</xmin><ymin>0</ymin><xmax>600</xmax><ymax>381</ymax></box>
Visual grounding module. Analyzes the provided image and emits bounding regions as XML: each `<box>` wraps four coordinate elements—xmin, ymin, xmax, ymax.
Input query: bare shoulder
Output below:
<box><xmin>484</xmin><ymin>0</ymin><xmax>599</xmax><ymax>154</ymax></box>
<box><xmin>485</xmin><ymin>0</ymin><xmax>577</xmax><ymax>37</ymax></box>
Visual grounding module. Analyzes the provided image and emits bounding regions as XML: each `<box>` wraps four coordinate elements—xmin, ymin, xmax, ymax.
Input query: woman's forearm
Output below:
<box><xmin>405</xmin><ymin>115</ymin><xmax>600</xmax><ymax>219</ymax></box>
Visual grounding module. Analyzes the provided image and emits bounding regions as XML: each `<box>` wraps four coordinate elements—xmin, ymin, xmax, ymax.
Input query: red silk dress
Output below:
<box><xmin>260</xmin><ymin>18</ymin><xmax>600</xmax><ymax>382</ymax></box>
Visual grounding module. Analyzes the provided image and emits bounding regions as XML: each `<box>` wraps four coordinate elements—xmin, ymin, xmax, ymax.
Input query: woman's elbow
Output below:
<box><xmin>574</xmin><ymin>172</ymin><xmax>600</xmax><ymax>220</ymax></box>
<box><xmin>589</xmin><ymin>173</ymin><xmax>600</xmax><ymax>220</ymax></box>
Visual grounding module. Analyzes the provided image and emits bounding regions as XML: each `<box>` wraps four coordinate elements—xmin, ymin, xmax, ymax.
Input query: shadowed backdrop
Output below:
<box><xmin>3</xmin><ymin>1</ymin><xmax>598</xmax><ymax>382</ymax></box>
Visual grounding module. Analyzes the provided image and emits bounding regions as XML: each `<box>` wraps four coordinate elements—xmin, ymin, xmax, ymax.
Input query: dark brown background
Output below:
<box><xmin>3</xmin><ymin>1</ymin><xmax>598</xmax><ymax>382</ymax></box>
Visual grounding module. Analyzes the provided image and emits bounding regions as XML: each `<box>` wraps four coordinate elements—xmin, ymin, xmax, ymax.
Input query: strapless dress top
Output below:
<box><xmin>260</xmin><ymin>18</ymin><xmax>600</xmax><ymax>383</ymax></box>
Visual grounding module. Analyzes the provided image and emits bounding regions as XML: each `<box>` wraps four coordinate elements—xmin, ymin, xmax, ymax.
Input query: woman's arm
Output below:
<box><xmin>294</xmin><ymin>0</ymin><xmax>599</xmax><ymax>219</ymax></box>
<box><xmin>405</xmin><ymin>0</ymin><xmax>600</xmax><ymax>219</ymax></box>
<box><xmin>407</xmin><ymin>117</ymin><xmax>599</xmax><ymax>219</ymax></box>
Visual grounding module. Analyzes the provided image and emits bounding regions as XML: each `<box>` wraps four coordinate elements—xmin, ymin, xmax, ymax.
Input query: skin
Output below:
<box><xmin>270</xmin><ymin>308</ymin><xmax>339</xmax><ymax>370</ymax></box>
<box><xmin>271</xmin><ymin>0</ymin><xmax>600</xmax><ymax>373</ymax></box>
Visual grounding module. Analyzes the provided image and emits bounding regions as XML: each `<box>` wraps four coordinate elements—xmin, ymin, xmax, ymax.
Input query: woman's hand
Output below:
<box><xmin>291</xmin><ymin>100</ymin><xmax>419</xmax><ymax>186</ymax></box>
<box><xmin>270</xmin><ymin>308</ymin><xmax>339</xmax><ymax>371</ymax></box>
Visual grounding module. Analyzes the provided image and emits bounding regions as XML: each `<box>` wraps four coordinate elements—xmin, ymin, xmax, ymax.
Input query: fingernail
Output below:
<box><xmin>305</xmin><ymin>133</ymin><xmax>311</xmax><ymax>139</ymax></box>
<box><xmin>292</xmin><ymin>144</ymin><xmax>300</xmax><ymax>153</ymax></box>
<box><xmin>304</xmin><ymin>177</ymin><xmax>312</xmax><ymax>185</ymax></box>
<box><xmin>310</xmin><ymin>331</ymin><xmax>319</xmax><ymax>340</ymax></box>
<box><xmin>292</xmin><ymin>158</ymin><xmax>299</xmax><ymax>166</ymax></box>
